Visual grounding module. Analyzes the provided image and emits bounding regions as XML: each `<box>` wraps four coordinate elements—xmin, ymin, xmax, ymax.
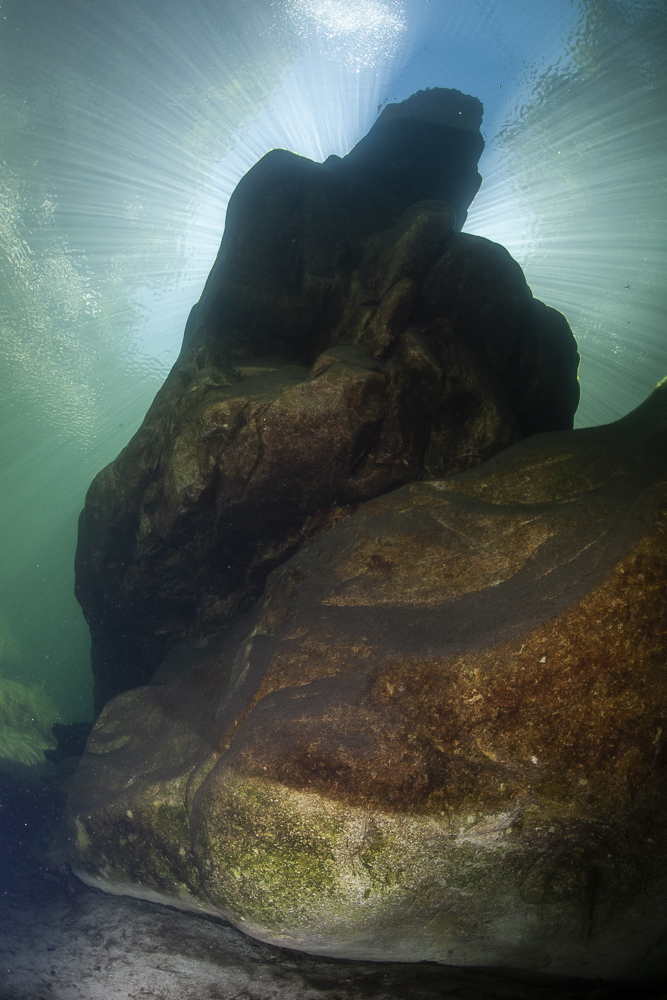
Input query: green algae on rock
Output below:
<box><xmin>61</xmin><ymin>379</ymin><xmax>667</xmax><ymax>978</ymax></box>
<box><xmin>0</xmin><ymin>677</ymin><xmax>60</xmax><ymax>770</ymax></box>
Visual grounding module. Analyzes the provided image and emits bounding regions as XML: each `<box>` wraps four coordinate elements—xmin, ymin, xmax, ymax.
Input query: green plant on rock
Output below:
<box><xmin>0</xmin><ymin>677</ymin><xmax>60</xmax><ymax>767</ymax></box>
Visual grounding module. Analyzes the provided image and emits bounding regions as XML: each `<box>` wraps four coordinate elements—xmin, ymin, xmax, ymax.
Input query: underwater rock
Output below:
<box><xmin>0</xmin><ymin>679</ymin><xmax>62</xmax><ymax>873</ymax></box>
<box><xmin>0</xmin><ymin>677</ymin><xmax>60</xmax><ymax>773</ymax></box>
<box><xmin>62</xmin><ymin>379</ymin><xmax>667</xmax><ymax>978</ymax></box>
<box><xmin>75</xmin><ymin>88</ymin><xmax>579</xmax><ymax>709</ymax></box>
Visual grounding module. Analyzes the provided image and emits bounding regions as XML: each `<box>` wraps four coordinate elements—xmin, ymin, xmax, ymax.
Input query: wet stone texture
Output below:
<box><xmin>74</xmin><ymin>88</ymin><xmax>579</xmax><ymax>710</ymax></box>
<box><xmin>62</xmin><ymin>378</ymin><xmax>667</xmax><ymax>980</ymax></box>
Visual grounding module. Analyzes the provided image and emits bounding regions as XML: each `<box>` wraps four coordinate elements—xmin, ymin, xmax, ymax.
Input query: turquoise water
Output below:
<box><xmin>0</xmin><ymin>0</ymin><xmax>665</xmax><ymax>722</ymax></box>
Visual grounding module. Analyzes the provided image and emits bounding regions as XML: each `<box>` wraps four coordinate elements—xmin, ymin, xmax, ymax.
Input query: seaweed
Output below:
<box><xmin>0</xmin><ymin>677</ymin><xmax>60</xmax><ymax>768</ymax></box>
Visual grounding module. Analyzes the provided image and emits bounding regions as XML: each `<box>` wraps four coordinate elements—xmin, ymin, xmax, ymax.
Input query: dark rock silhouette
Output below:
<box><xmin>74</xmin><ymin>89</ymin><xmax>579</xmax><ymax>710</ymax></box>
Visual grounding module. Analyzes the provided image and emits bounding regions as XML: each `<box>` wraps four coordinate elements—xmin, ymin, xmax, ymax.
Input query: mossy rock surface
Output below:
<box><xmin>62</xmin><ymin>380</ymin><xmax>667</xmax><ymax>978</ymax></box>
<box><xmin>0</xmin><ymin>678</ymin><xmax>60</xmax><ymax>769</ymax></box>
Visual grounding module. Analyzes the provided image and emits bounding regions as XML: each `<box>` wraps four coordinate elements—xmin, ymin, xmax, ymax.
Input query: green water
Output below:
<box><xmin>0</xmin><ymin>0</ymin><xmax>665</xmax><ymax>724</ymax></box>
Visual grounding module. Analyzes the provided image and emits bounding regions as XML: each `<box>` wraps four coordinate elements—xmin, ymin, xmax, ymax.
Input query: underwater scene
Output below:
<box><xmin>1</xmin><ymin>0</ymin><xmax>666</xmax><ymax>997</ymax></box>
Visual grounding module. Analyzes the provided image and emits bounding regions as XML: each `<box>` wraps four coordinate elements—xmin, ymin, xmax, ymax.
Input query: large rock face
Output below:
<box><xmin>62</xmin><ymin>380</ymin><xmax>667</xmax><ymax>978</ymax></box>
<box><xmin>74</xmin><ymin>89</ymin><xmax>579</xmax><ymax>710</ymax></box>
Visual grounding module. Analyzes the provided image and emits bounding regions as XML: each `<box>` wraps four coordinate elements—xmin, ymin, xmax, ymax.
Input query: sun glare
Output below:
<box><xmin>287</xmin><ymin>0</ymin><xmax>406</xmax><ymax>71</ymax></box>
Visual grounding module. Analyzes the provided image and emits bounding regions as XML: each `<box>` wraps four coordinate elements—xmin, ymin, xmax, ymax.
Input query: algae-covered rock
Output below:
<box><xmin>0</xmin><ymin>677</ymin><xmax>60</xmax><ymax>771</ymax></box>
<box><xmin>75</xmin><ymin>89</ymin><xmax>579</xmax><ymax>710</ymax></box>
<box><xmin>62</xmin><ymin>379</ymin><xmax>667</xmax><ymax>979</ymax></box>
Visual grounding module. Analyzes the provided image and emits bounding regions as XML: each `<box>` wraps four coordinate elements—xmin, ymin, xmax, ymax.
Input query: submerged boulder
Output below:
<box><xmin>75</xmin><ymin>88</ymin><xmax>579</xmax><ymax>710</ymax></box>
<box><xmin>62</xmin><ymin>380</ymin><xmax>667</xmax><ymax>978</ymax></box>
